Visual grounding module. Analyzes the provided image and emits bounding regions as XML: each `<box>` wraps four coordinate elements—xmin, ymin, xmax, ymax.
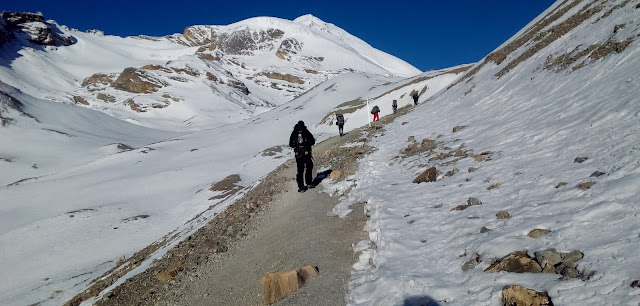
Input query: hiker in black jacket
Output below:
<box><xmin>289</xmin><ymin>120</ymin><xmax>316</xmax><ymax>192</ymax></box>
<box><xmin>412</xmin><ymin>91</ymin><xmax>419</xmax><ymax>105</ymax></box>
<box><xmin>336</xmin><ymin>113</ymin><xmax>345</xmax><ymax>137</ymax></box>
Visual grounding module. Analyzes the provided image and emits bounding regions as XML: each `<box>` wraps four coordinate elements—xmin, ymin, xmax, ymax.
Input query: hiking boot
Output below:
<box><xmin>307</xmin><ymin>184</ymin><xmax>316</xmax><ymax>189</ymax></box>
<box><xmin>298</xmin><ymin>186</ymin><xmax>308</xmax><ymax>193</ymax></box>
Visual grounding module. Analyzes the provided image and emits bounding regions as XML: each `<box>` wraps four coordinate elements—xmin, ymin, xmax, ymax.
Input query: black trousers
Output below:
<box><xmin>338</xmin><ymin>124</ymin><xmax>344</xmax><ymax>136</ymax></box>
<box><xmin>296</xmin><ymin>155</ymin><xmax>314</xmax><ymax>189</ymax></box>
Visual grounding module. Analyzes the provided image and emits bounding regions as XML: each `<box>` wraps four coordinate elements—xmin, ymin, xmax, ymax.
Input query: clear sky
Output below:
<box><xmin>3</xmin><ymin>0</ymin><xmax>556</xmax><ymax>71</ymax></box>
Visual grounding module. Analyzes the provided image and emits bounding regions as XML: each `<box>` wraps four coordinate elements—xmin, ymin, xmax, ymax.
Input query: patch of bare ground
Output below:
<box><xmin>373</xmin><ymin>65</ymin><xmax>471</xmax><ymax>101</ymax></box>
<box><xmin>208</xmin><ymin>174</ymin><xmax>244</xmax><ymax>201</ymax></box>
<box><xmin>261</xmin><ymin>145</ymin><xmax>284</xmax><ymax>157</ymax></box>
<box><xmin>545</xmin><ymin>35</ymin><xmax>634</xmax><ymax>71</ymax></box>
<box><xmin>318</xmin><ymin>98</ymin><xmax>365</xmax><ymax>125</ymax></box>
<box><xmin>257</xmin><ymin>72</ymin><xmax>305</xmax><ymax>84</ymax></box>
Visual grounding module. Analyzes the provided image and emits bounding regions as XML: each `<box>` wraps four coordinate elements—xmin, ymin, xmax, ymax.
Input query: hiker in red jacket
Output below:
<box><xmin>371</xmin><ymin>105</ymin><xmax>380</xmax><ymax>121</ymax></box>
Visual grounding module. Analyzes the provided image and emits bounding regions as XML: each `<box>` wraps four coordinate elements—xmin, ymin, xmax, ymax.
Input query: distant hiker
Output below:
<box><xmin>336</xmin><ymin>113</ymin><xmax>345</xmax><ymax>137</ymax></box>
<box><xmin>289</xmin><ymin>120</ymin><xmax>316</xmax><ymax>192</ymax></box>
<box><xmin>371</xmin><ymin>105</ymin><xmax>380</xmax><ymax>121</ymax></box>
<box><xmin>392</xmin><ymin>100</ymin><xmax>398</xmax><ymax>114</ymax></box>
<box><xmin>412</xmin><ymin>91</ymin><xmax>419</xmax><ymax>105</ymax></box>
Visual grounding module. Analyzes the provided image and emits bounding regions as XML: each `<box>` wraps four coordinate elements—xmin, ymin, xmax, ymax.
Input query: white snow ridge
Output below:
<box><xmin>1</xmin><ymin>1</ymin><xmax>640</xmax><ymax>305</ymax></box>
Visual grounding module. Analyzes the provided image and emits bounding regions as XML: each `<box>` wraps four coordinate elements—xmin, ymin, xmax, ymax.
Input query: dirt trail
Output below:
<box><xmin>84</xmin><ymin>107</ymin><xmax>411</xmax><ymax>306</ymax></box>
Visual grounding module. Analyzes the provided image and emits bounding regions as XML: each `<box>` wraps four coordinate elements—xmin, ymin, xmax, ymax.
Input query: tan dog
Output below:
<box><xmin>261</xmin><ymin>265</ymin><xmax>319</xmax><ymax>304</ymax></box>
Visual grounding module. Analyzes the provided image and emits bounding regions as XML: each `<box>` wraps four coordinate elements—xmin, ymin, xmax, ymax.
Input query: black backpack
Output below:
<box><xmin>336</xmin><ymin>114</ymin><xmax>344</xmax><ymax>125</ymax></box>
<box><xmin>294</xmin><ymin>130</ymin><xmax>307</xmax><ymax>158</ymax></box>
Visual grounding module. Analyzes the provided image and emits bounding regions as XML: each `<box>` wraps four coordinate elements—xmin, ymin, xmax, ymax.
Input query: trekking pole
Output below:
<box><xmin>366</xmin><ymin>98</ymin><xmax>371</xmax><ymax>128</ymax></box>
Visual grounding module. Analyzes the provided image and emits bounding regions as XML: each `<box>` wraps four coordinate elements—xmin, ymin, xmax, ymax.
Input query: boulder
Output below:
<box><xmin>590</xmin><ymin>171</ymin><xmax>606</xmax><ymax>177</ymax></box>
<box><xmin>413</xmin><ymin>167</ymin><xmax>437</xmax><ymax>184</ymax></box>
<box><xmin>528</xmin><ymin>228</ymin><xmax>550</xmax><ymax>238</ymax></box>
<box><xmin>261</xmin><ymin>266</ymin><xmax>318</xmax><ymax>304</ymax></box>
<box><xmin>452</xmin><ymin>125</ymin><xmax>467</xmax><ymax>133</ymax></box>
<box><xmin>485</xmin><ymin>251</ymin><xmax>542</xmax><ymax>273</ymax></box>
<box><xmin>574</xmin><ymin>156</ymin><xmax>588</xmax><ymax>163</ymax></box>
<box><xmin>462</xmin><ymin>254</ymin><xmax>480</xmax><ymax>271</ymax></box>
<box><xmin>577</xmin><ymin>182</ymin><xmax>595</xmax><ymax>190</ymax></box>
<box><xmin>496</xmin><ymin>211</ymin><xmax>511</xmax><ymax>219</ymax></box>
<box><xmin>501</xmin><ymin>285</ymin><xmax>554</xmax><ymax>306</ymax></box>
<box><xmin>534</xmin><ymin>249</ymin><xmax>562</xmax><ymax>268</ymax></box>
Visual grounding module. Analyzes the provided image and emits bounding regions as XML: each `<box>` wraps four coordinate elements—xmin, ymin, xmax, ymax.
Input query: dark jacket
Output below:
<box><xmin>289</xmin><ymin>121</ymin><xmax>315</xmax><ymax>153</ymax></box>
<box><xmin>371</xmin><ymin>105</ymin><xmax>380</xmax><ymax>114</ymax></box>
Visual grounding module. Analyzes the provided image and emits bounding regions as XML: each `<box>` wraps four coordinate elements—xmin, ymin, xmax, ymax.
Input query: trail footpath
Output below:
<box><xmin>79</xmin><ymin>107</ymin><xmax>410</xmax><ymax>306</ymax></box>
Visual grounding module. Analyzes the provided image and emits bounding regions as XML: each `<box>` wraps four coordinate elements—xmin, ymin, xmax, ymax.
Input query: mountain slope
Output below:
<box><xmin>332</xmin><ymin>0</ymin><xmax>640</xmax><ymax>305</ymax></box>
<box><xmin>0</xmin><ymin>13</ymin><xmax>420</xmax><ymax>131</ymax></box>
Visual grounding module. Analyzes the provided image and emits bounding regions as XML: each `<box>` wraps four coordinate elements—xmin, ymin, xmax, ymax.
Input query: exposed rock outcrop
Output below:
<box><xmin>112</xmin><ymin>67</ymin><xmax>168</xmax><ymax>93</ymax></box>
<box><xmin>0</xmin><ymin>12</ymin><xmax>75</xmax><ymax>47</ymax></box>
<box><xmin>502</xmin><ymin>285</ymin><xmax>554</xmax><ymax>306</ymax></box>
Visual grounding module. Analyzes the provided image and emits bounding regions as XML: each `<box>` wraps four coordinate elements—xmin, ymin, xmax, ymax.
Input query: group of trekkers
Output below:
<box><xmin>289</xmin><ymin>91</ymin><xmax>421</xmax><ymax>193</ymax></box>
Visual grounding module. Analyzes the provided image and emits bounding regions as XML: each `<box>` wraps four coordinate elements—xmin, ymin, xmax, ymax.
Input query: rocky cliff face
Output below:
<box><xmin>0</xmin><ymin>12</ymin><xmax>75</xmax><ymax>47</ymax></box>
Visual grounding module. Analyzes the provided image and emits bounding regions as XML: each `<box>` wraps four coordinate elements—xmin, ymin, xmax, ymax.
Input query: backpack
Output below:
<box><xmin>371</xmin><ymin>106</ymin><xmax>379</xmax><ymax>114</ymax></box>
<box><xmin>294</xmin><ymin>130</ymin><xmax>307</xmax><ymax>158</ymax></box>
<box><xmin>392</xmin><ymin>100</ymin><xmax>397</xmax><ymax>108</ymax></box>
<box><xmin>336</xmin><ymin>114</ymin><xmax>344</xmax><ymax>125</ymax></box>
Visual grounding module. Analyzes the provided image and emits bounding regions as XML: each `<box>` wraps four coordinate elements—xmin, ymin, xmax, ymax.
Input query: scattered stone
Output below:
<box><xmin>485</xmin><ymin>251</ymin><xmax>542</xmax><ymax>273</ymax></box>
<box><xmin>574</xmin><ymin>156</ymin><xmax>589</xmax><ymax>163</ymax></box>
<box><xmin>155</xmin><ymin>261</ymin><xmax>183</xmax><ymax>282</ymax></box>
<box><xmin>561</xmin><ymin>250</ymin><xmax>583</xmax><ymax>263</ymax></box>
<box><xmin>443</xmin><ymin>168</ymin><xmax>459</xmax><ymax>178</ymax></box>
<box><xmin>420</xmin><ymin>239</ymin><xmax>427</xmax><ymax>243</ymax></box>
<box><xmin>590</xmin><ymin>171</ymin><xmax>605</xmax><ymax>177</ymax></box>
<box><xmin>403</xmin><ymin>214</ymin><xmax>410</xmax><ymax>218</ymax></box>
<box><xmin>261</xmin><ymin>266</ymin><xmax>318</xmax><ymax>304</ymax></box>
<box><xmin>535</xmin><ymin>249</ymin><xmax>563</xmax><ymax>268</ymax></box>
<box><xmin>488</xmin><ymin>183</ymin><xmax>501</xmax><ymax>190</ymax></box>
<box><xmin>467</xmin><ymin>216</ymin><xmax>480</xmax><ymax>219</ymax></box>
<box><xmin>501</xmin><ymin>285</ymin><xmax>553</xmax><ymax>306</ymax></box>
<box><xmin>631</xmin><ymin>280</ymin><xmax>640</xmax><ymax>288</ymax></box>
<box><xmin>468</xmin><ymin>167</ymin><xmax>479</xmax><ymax>173</ymax></box>
<box><xmin>117</xmin><ymin>143</ymin><xmax>134</xmax><ymax>151</ymax></box>
<box><xmin>480</xmin><ymin>227</ymin><xmax>492</xmax><ymax>233</ymax></box>
<box><xmin>408</xmin><ymin>136</ymin><xmax>416</xmax><ymax>143</ymax></box>
<box><xmin>115</xmin><ymin>256</ymin><xmax>126</xmax><ymax>267</ymax></box>
<box><xmin>555</xmin><ymin>182</ymin><xmax>568</xmax><ymax>188</ymax></box>
<box><xmin>452</xmin><ymin>125</ymin><xmax>467</xmax><ymax>133</ymax></box>
<box><xmin>407</xmin><ymin>220</ymin><xmax>415</xmax><ymax>224</ymax></box>
<box><xmin>454</xmin><ymin>150</ymin><xmax>466</xmax><ymax>157</ymax></box>
<box><xmin>462</xmin><ymin>254</ymin><xmax>480</xmax><ymax>271</ymax></box>
<box><xmin>474</xmin><ymin>155</ymin><xmax>486</xmax><ymax>162</ymax></box>
<box><xmin>401</xmin><ymin>122</ymin><xmax>409</xmax><ymax>125</ymax></box>
<box><xmin>496</xmin><ymin>211</ymin><xmax>511</xmax><ymax>219</ymax></box>
<box><xmin>528</xmin><ymin>228</ymin><xmax>550</xmax><ymax>238</ymax></box>
<box><xmin>413</xmin><ymin>167</ymin><xmax>438</xmax><ymax>184</ymax></box>
<box><xmin>614</xmin><ymin>24</ymin><xmax>625</xmax><ymax>33</ymax></box>
<box><xmin>431</xmin><ymin>204</ymin><xmax>443</xmax><ymax>208</ymax></box>
<box><xmin>577</xmin><ymin>182</ymin><xmax>595</xmax><ymax>190</ymax></box>
<box><xmin>468</xmin><ymin>197</ymin><xmax>482</xmax><ymax>206</ymax></box>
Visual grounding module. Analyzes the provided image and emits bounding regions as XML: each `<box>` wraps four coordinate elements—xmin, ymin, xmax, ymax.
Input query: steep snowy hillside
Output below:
<box><xmin>329</xmin><ymin>0</ymin><xmax>640</xmax><ymax>305</ymax></box>
<box><xmin>0</xmin><ymin>12</ymin><xmax>420</xmax><ymax>131</ymax></box>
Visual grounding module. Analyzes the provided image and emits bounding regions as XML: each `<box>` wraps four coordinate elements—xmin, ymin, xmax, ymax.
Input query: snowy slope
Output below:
<box><xmin>0</xmin><ymin>13</ymin><xmax>420</xmax><ymax>131</ymax></box>
<box><xmin>326</xmin><ymin>1</ymin><xmax>640</xmax><ymax>305</ymax></box>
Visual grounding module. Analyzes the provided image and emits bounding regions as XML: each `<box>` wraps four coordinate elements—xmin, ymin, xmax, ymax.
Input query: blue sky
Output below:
<box><xmin>4</xmin><ymin>0</ymin><xmax>556</xmax><ymax>71</ymax></box>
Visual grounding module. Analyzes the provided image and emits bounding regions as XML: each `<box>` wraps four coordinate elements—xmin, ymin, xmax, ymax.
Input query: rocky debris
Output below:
<box><xmin>488</xmin><ymin>183</ymin><xmax>501</xmax><ymax>190</ymax></box>
<box><xmin>577</xmin><ymin>182</ymin><xmax>595</xmax><ymax>190</ymax></box>
<box><xmin>0</xmin><ymin>12</ymin><xmax>75</xmax><ymax>47</ymax></box>
<box><xmin>485</xmin><ymin>249</ymin><xmax>584</xmax><ymax>279</ymax></box>
<box><xmin>480</xmin><ymin>227</ymin><xmax>492</xmax><ymax>233</ymax></box>
<box><xmin>631</xmin><ymin>280</ymin><xmax>640</xmax><ymax>288</ymax></box>
<box><xmin>442</xmin><ymin>168</ymin><xmax>459</xmax><ymax>179</ymax></box>
<box><xmin>451</xmin><ymin>197</ymin><xmax>482</xmax><ymax>211</ymax></box>
<box><xmin>452</xmin><ymin>125</ymin><xmax>467</xmax><ymax>133</ymax></box>
<box><xmin>182</xmin><ymin>26</ymin><xmax>284</xmax><ymax>55</ymax></box>
<box><xmin>73</xmin><ymin>96</ymin><xmax>89</xmax><ymax>105</ymax></box>
<box><xmin>257</xmin><ymin>72</ymin><xmax>305</xmax><ymax>84</ymax></box>
<box><xmin>96</xmin><ymin>93</ymin><xmax>116</xmax><ymax>103</ymax></box>
<box><xmin>468</xmin><ymin>167</ymin><xmax>479</xmax><ymax>173</ymax></box>
<box><xmin>155</xmin><ymin>261</ymin><xmax>183</xmax><ymax>282</ymax></box>
<box><xmin>209</xmin><ymin>174</ymin><xmax>244</xmax><ymax>201</ymax></box>
<box><xmin>112</xmin><ymin>68</ymin><xmax>168</xmax><ymax>94</ymax></box>
<box><xmin>261</xmin><ymin>266</ymin><xmax>318</xmax><ymax>304</ymax></box>
<box><xmin>528</xmin><ymin>228</ymin><xmax>551</xmax><ymax>238</ymax></box>
<box><xmin>496</xmin><ymin>211</ymin><xmax>511</xmax><ymax>219</ymax></box>
<box><xmin>555</xmin><ymin>182</ymin><xmax>567</xmax><ymax>188</ymax></box>
<box><xmin>474</xmin><ymin>154</ymin><xmax>487</xmax><ymax>162</ymax></box>
<box><xmin>261</xmin><ymin>146</ymin><xmax>283</xmax><ymax>157</ymax></box>
<box><xmin>590</xmin><ymin>171</ymin><xmax>606</xmax><ymax>177</ymax></box>
<box><xmin>485</xmin><ymin>251</ymin><xmax>542</xmax><ymax>273</ymax></box>
<box><xmin>462</xmin><ymin>253</ymin><xmax>480</xmax><ymax>271</ymax></box>
<box><xmin>81</xmin><ymin>73</ymin><xmax>116</xmax><ymax>87</ymax></box>
<box><xmin>276</xmin><ymin>38</ymin><xmax>303</xmax><ymax>60</ymax></box>
<box><xmin>614</xmin><ymin>24</ymin><xmax>626</xmax><ymax>33</ymax></box>
<box><xmin>227</xmin><ymin>79</ymin><xmax>250</xmax><ymax>95</ymax></box>
<box><xmin>116</xmin><ymin>143</ymin><xmax>134</xmax><ymax>151</ymax></box>
<box><xmin>399</xmin><ymin>137</ymin><xmax>441</xmax><ymax>158</ymax></box>
<box><xmin>574</xmin><ymin>156</ymin><xmax>589</xmax><ymax>163</ymax></box>
<box><xmin>413</xmin><ymin>167</ymin><xmax>438</xmax><ymax>184</ymax></box>
<box><xmin>501</xmin><ymin>285</ymin><xmax>554</xmax><ymax>306</ymax></box>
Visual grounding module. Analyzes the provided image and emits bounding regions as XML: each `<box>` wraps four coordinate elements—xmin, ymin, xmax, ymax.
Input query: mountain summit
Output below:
<box><xmin>0</xmin><ymin>13</ymin><xmax>420</xmax><ymax>130</ymax></box>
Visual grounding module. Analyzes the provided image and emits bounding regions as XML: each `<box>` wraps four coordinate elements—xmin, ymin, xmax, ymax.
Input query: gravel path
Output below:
<box><xmin>166</xmin><ymin>128</ymin><xmax>371</xmax><ymax>306</ymax></box>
